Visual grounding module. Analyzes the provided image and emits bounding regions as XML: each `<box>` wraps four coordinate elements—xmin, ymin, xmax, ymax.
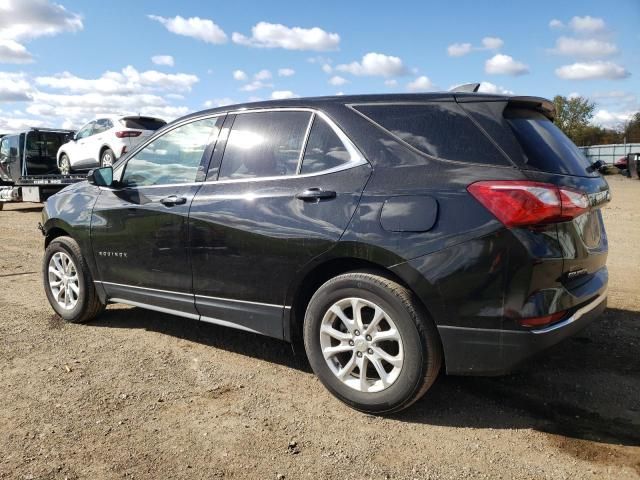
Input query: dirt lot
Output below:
<box><xmin>0</xmin><ymin>175</ymin><xmax>639</xmax><ymax>480</ymax></box>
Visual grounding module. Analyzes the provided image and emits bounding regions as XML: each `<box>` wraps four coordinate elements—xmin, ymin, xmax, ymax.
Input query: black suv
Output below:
<box><xmin>41</xmin><ymin>93</ymin><xmax>610</xmax><ymax>413</ymax></box>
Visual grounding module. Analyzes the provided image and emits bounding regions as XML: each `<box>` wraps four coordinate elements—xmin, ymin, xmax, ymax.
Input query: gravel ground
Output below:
<box><xmin>0</xmin><ymin>175</ymin><xmax>638</xmax><ymax>480</ymax></box>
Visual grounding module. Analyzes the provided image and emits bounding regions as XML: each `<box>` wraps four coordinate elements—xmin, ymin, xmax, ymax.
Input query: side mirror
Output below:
<box><xmin>87</xmin><ymin>166</ymin><xmax>113</xmax><ymax>187</ymax></box>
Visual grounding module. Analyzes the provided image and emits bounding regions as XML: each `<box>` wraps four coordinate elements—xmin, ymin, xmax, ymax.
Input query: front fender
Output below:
<box><xmin>42</xmin><ymin>182</ymin><xmax>105</xmax><ymax>301</ymax></box>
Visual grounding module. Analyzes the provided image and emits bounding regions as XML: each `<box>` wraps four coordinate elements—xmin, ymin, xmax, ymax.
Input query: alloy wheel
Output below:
<box><xmin>319</xmin><ymin>297</ymin><xmax>404</xmax><ymax>393</ymax></box>
<box><xmin>48</xmin><ymin>251</ymin><xmax>80</xmax><ymax>310</ymax></box>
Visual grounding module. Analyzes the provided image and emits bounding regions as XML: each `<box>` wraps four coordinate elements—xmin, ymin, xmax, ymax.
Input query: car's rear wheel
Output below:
<box><xmin>43</xmin><ymin>236</ymin><xmax>105</xmax><ymax>323</ymax></box>
<box><xmin>303</xmin><ymin>271</ymin><xmax>442</xmax><ymax>414</ymax></box>
<box><xmin>100</xmin><ymin>148</ymin><xmax>115</xmax><ymax>167</ymax></box>
<box><xmin>59</xmin><ymin>154</ymin><xmax>71</xmax><ymax>175</ymax></box>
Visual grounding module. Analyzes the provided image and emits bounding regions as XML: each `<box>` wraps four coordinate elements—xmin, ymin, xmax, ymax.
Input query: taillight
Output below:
<box><xmin>467</xmin><ymin>181</ymin><xmax>589</xmax><ymax>227</ymax></box>
<box><xmin>519</xmin><ymin>310</ymin><xmax>567</xmax><ymax>328</ymax></box>
<box><xmin>115</xmin><ymin>130</ymin><xmax>141</xmax><ymax>138</ymax></box>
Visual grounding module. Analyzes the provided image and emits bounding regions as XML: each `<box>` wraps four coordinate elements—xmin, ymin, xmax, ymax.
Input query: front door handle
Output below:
<box><xmin>160</xmin><ymin>195</ymin><xmax>187</xmax><ymax>206</ymax></box>
<box><xmin>295</xmin><ymin>188</ymin><xmax>337</xmax><ymax>202</ymax></box>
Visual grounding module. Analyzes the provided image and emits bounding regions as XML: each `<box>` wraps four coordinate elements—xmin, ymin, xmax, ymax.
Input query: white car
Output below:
<box><xmin>57</xmin><ymin>115</ymin><xmax>166</xmax><ymax>174</ymax></box>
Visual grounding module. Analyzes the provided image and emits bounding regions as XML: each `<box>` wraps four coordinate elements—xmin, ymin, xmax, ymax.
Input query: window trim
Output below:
<box><xmin>111</xmin><ymin>107</ymin><xmax>367</xmax><ymax>190</ymax></box>
<box><xmin>212</xmin><ymin>107</ymin><xmax>366</xmax><ymax>185</ymax></box>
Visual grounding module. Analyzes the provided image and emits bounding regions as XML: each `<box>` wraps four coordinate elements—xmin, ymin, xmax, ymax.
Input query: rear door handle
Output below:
<box><xmin>295</xmin><ymin>188</ymin><xmax>337</xmax><ymax>202</ymax></box>
<box><xmin>160</xmin><ymin>195</ymin><xmax>187</xmax><ymax>206</ymax></box>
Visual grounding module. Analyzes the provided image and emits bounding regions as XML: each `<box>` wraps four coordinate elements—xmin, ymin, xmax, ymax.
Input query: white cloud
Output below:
<box><xmin>0</xmin><ymin>65</ymin><xmax>196</xmax><ymax>129</ymax></box>
<box><xmin>477</xmin><ymin>81</ymin><xmax>514</xmax><ymax>95</ymax></box>
<box><xmin>254</xmin><ymin>69</ymin><xmax>272</xmax><ymax>81</ymax></box>
<box><xmin>485</xmin><ymin>54</ymin><xmax>529</xmax><ymax>75</ymax></box>
<box><xmin>239</xmin><ymin>80</ymin><xmax>273</xmax><ymax>92</ymax></box>
<box><xmin>322</xmin><ymin>64</ymin><xmax>332</xmax><ymax>74</ymax></box>
<box><xmin>568</xmin><ymin>92</ymin><xmax>581</xmax><ymax>99</ymax></box>
<box><xmin>148</xmin><ymin>15</ymin><xmax>227</xmax><ymax>44</ymax></box>
<box><xmin>0</xmin><ymin>72</ymin><xmax>32</xmax><ymax>101</ymax></box>
<box><xmin>549</xmin><ymin>19</ymin><xmax>564</xmax><ymax>29</ymax></box>
<box><xmin>36</xmin><ymin>66</ymin><xmax>199</xmax><ymax>94</ymax></box>
<box><xmin>204</xmin><ymin>97</ymin><xmax>234</xmax><ymax>108</ymax></box>
<box><xmin>0</xmin><ymin>0</ymin><xmax>83</xmax><ymax>63</ymax></box>
<box><xmin>481</xmin><ymin>36</ymin><xmax>504</xmax><ymax>50</ymax></box>
<box><xmin>384</xmin><ymin>79</ymin><xmax>398</xmax><ymax>87</ymax></box>
<box><xmin>232</xmin><ymin>22</ymin><xmax>339</xmax><ymax>51</ymax></box>
<box><xmin>0</xmin><ymin>39</ymin><xmax>33</xmax><ymax>63</ymax></box>
<box><xmin>406</xmin><ymin>76</ymin><xmax>434</xmax><ymax>92</ymax></box>
<box><xmin>233</xmin><ymin>69</ymin><xmax>248</xmax><ymax>81</ymax></box>
<box><xmin>278</xmin><ymin>68</ymin><xmax>295</xmax><ymax>77</ymax></box>
<box><xmin>447</xmin><ymin>42</ymin><xmax>472</xmax><ymax>57</ymax></box>
<box><xmin>569</xmin><ymin>16</ymin><xmax>606</xmax><ymax>34</ymax></box>
<box><xmin>555</xmin><ymin>61</ymin><xmax>630</xmax><ymax>80</ymax></box>
<box><xmin>336</xmin><ymin>52</ymin><xmax>407</xmax><ymax>77</ymax></box>
<box><xmin>593</xmin><ymin>109</ymin><xmax>635</xmax><ymax>128</ymax></box>
<box><xmin>328</xmin><ymin>75</ymin><xmax>348</xmax><ymax>86</ymax></box>
<box><xmin>271</xmin><ymin>90</ymin><xmax>297</xmax><ymax>100</ymax></box>
<box><xmin>151</xmin><ymin>55</ymin><xmax>174</xmax><ymax>67</ymax></box>
<box><xmin>551</xmin><ymin>36</ymin><xmax>618</xmax><ymax>58</ymax></box>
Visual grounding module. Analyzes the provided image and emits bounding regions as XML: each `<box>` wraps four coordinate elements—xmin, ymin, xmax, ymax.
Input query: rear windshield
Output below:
<box><xmin>505</xmin><ymin>108</ymin><xmax>595</xmax><ymax>177</ymax></box>
<box><xmin>122</xmin><ymin>117</ymin><xmax>166</xmax><ymax>130</ymax></box>
<box><xmin>353</xmin><ymin>103</ymin><xmax>509</xmax><ymax>165</ymax></box>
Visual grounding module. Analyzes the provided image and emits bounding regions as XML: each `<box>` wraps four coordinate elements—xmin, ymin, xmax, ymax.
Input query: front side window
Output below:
<box><xmin>121</xmin><ymin>117</ymin><xmax>218</xmax><ymax>187</ymax></box>
<box><xmin>218</xmin><ymin>111</ymin><xmax>311</xmax><ymax>180</ymax></box>
<box><xmin>300</xmin><ymin>117</ymin><xmax>350</xmax><ymax>174</ymax></box>
<box><xmin>75</xmin><ymin>122</ymin><xmax>94</xmax><ymax>140</ymax></box>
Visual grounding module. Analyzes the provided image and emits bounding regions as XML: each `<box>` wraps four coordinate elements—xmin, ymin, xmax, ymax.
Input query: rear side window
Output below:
<box><xmin>219</xmin><ymin>111</ymin><xmax>311</xmax><ymax>180</ymax></box>
<box><xmin>300</xmin><ymin>117</ymin><xmax>350</xmax><ymax>174</ymax></box>
<box><xmin>123</xmin><ymin>117</ymin><xmax>166</xmax><ymax>131</ymax></box>
<box><xmin>353</xmin><ymin>103</ymin><xmax>509</xmax><ymax>165</ymax></box>
<box><xmin>505</xmin><ymin>108</ymin><xmax>595</xmax><ymax>177</ymax></box>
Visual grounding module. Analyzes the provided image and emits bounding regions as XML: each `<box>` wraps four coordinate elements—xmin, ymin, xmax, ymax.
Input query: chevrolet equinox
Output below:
<box><xmin>41</xmin><ymin>92</ymin><xmax>610</xmax><ymax>413</ymax></box>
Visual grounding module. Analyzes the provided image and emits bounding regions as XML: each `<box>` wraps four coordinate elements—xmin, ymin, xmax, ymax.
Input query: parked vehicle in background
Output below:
<box><xmin>41</xmin><ymin>92</ymin><xmax>610</xmax><ymax>413</ymax></box>
<box><xmin>614</xmin><ymin>155</ymin><xmax>628</xmax><ymax>170</ymax></box>
<box><xmin>0</xmin><ymin>128</ymin><xmax>84</xmax><ymax>209</ymax></box>
<box><xmin>57</xmin><ymin>115</ymin><xmax>167</xmax><ymax>174</ymax></box>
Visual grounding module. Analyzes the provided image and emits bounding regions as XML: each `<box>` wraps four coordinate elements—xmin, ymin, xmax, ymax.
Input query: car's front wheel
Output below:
<box><xmin>59</xmin><ymin>154</ymin><xmax>71</xmax><ymax>175</ymax></box>
<box><xmin>303</xmin><ymin>271</ymin><xmax>442</xmax><ymax>414</ymax></box>
<box><xmin>100</xmin><ymin>148</ymin><xmax>115</xmax><ymax>167</ymax></box>
<box><xmin>43</xmin><ymin>236</ymin><xmax>105</xmax><ymax>323</ymax></box>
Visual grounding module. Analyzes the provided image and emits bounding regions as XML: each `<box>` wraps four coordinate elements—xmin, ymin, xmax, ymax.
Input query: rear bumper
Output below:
<box><xmin>438</xmin><ymin>290</ymin><xmax>607</xmax><ymax>375</ymax></box>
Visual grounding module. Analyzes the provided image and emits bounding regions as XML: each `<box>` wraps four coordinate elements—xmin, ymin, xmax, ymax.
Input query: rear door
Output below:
<box><xmin>189</xmin><ymin>109</ymin><xmax>371</xmax><ymax>338</ymax></box>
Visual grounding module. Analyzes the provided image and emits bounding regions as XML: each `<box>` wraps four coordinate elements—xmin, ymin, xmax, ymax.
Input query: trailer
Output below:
<box><xmin>0</xmin><ymin>128</ymin><xmax>86</xmax><ymax>210</ymax></box>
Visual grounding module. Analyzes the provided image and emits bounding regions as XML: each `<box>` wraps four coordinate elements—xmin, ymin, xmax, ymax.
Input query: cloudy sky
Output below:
<box><xmin>0</xmin><ymin>0</ymin><xmax>638</xmax><ymax>133</ymax></box>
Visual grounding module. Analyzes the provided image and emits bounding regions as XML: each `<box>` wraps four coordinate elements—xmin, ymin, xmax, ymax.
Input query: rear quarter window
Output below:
<box><xmin>353</xmin><ymin>103</ymin><xmax>509</xmax><ymax>165</ymax></box>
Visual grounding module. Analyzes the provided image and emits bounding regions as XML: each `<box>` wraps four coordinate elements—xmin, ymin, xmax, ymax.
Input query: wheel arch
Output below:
<box><xmin>284</xmin><ymin>251</ymin><xmax>441</xmax><ymax>349</ymax></box>
<box><xmin>43</xmin><ymin>219</ymin><xmax>75</xmax><ymax>248</ymax></box>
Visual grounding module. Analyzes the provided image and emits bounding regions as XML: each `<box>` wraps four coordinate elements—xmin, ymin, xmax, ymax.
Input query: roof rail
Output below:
<box><xmin>450</xmin><ymin>83</ymin><xmax>481</xmax><ymax>93</ymax></box>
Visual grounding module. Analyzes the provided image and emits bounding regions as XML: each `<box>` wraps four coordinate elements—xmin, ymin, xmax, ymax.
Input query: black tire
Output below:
<box><xmin>59</xmin><ymin>154</ymin><xmax>71</xmax><ymax>175</ymax></box>
<box><xmin>43</xmin><ymin>236</ymin><xmax>105</xmax><ymax>323</ymax></box>
<box><xmin>0</xmin><ymin>203</ymin><xmax>3</xmax><ymax>211</ymax></box>
<box><xmin>100</xmin><ymin>148</ymin><xmax>115</xmax><ymax>167</ymax></box>
<box><xmin>303</xmin><ymin>271</ymin><xmax>442</xmax><ymax>414</ymax></box>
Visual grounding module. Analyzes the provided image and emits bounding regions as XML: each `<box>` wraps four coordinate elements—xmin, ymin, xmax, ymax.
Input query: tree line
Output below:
<box><xmin>552</xmin><ymin>95</ymin><xmax>640</xmax><ymax>147</ymax></box>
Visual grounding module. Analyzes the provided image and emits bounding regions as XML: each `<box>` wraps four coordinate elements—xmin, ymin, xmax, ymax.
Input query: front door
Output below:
<box><xmin>91</xmin><ymin>115</ymin><xmax>223</xmax><ymax>316</ymax></box>
<box><xmin>189</xmin><ymin>110</ymin><xmax>371</xmax><ymax>338</ymax></box>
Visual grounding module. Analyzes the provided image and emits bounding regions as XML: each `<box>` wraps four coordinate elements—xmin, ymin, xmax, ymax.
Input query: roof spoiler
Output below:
<box><xmin>507</xmin><ymin>96</ymin><xmax>556</xmax><ymax>120</ymax></box>
<box><xmin>450</xmin><ymin>83</ymin><xmax>481</xmax><ymax>93</ymax></box>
